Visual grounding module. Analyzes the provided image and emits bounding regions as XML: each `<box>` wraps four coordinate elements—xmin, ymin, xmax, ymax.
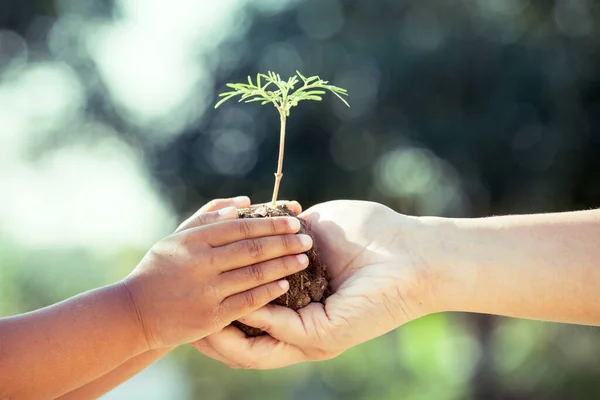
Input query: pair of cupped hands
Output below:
<box><xmin>125</xmin><ymin>196</ymin><xmax>430</xmax><ymax>369</ymax></box>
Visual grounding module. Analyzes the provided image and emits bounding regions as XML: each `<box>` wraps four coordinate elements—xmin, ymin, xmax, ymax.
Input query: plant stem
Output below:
<box><xmin>271</xmin><ymin>109</ymin><xmax>287</xmax><ymax>206</ymax></box>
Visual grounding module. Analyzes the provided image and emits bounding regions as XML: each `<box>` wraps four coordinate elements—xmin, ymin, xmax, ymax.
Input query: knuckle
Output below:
<box><xmin>279</xmin><ymin>257</ymin><xmax>292</xmax><ymax>272</ymax></box>
<box><xmin>149</xmin><ymin>238</ymin><xmax>168</xmax><ymax>257</ymax></box>
<box><xmin>264</xmin><ymin>284</ymin><xmax>278</xmax><ymax>300</ymax></box>
<box><xmin>281</xmin><ymin>256</ymin><xmax>298</xmax><ymax>273</ymax></box>
<box><xmin>243</xmin><ymin>290</ymin><xmax>257</xmax><ymax>308</ymax></box>
<box><xmin>247</xmin><ymin>263</ymin><xmax>265</xmax><ymax>282</ymax></box>
<box><xmin>195</xmin><ymin>212</ymin><xmax>210</xmax><ymax>226</ymax></box>
<box><xmin>281</xmin><ymin>234</ymin><xmax>294</xmax><ymax>251</ymax></box>
<box><xmin>179</xmin><ymin>233</ymin><xmax>194</xmax><ymax>252</ymax></box>
<box><xmin>269</xmin><ymin>217</ymin><xmax>278</xmax><ymax>233</ymax></box>
<box><xmin>238</xmin><ymin>220</ymin><xmax>253</xmax><ymax>239</ymax></box>
<box><xmin>246</xmin><ymin>238</ymin><xmax>264</xmax><ymax>259</ymax></box>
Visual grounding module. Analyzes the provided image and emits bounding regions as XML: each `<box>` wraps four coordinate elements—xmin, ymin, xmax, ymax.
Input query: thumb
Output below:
<box><xmin>238</xmin><ymin>303</ymin><xmax>327</xmax><ymax>346</ymax></box>
<box><xmin>175</xmin><ymin>196</ymin><xmax>250</xmax><ymax>232</ymax></box>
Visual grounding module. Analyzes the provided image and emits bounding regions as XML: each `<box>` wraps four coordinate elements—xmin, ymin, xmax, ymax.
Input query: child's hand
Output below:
<box><xmin>122</xmin><ymin>196</ymin><xmax>311</xmax><ymax>350</ymax></box>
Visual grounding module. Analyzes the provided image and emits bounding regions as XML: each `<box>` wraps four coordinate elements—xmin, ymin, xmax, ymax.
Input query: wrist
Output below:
<box><xmin>117</xmin><ymin>279</ymin><xmax>154</xmax><ymax>352</ymax></box>
<box><xmin>404</xmin><ymin>215</ymin><xmax>471</xmax><ymax>316</ymax></box>
<box><xmin>384</xmin><ymin>211</ymin><xmax>448</xmax><ymax>321</ymax></box>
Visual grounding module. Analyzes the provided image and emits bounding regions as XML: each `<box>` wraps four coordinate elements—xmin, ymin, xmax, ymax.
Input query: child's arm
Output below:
<box><xmin>0</xmin><ymin>284</ymin><xmax>153</xmax><ymax>399</ymax></box>
<box><xmin>56</xmin><ymin>197</ymin><xmax>302</xmax><ymax>400</ymax></box>
<box><xmin>56</xmin><ymin>348</ymin><xmax>173</xmax><ymax>400</ymax></box>
<box><xmin>0</xmin><ymin>198</ymin><xmax>310</xmax><ymax>399</ymax></box>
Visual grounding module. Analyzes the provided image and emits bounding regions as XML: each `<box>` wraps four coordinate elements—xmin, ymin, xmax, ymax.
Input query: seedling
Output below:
<box><xmin>214</xmin><ymin>71</ymin><xmax>350</xmax><ymax>336</ymax></box>
<box><xmin>214</xmin><ymin>71</ymin><xmax>349</xmax><ymax>206</ymax></box>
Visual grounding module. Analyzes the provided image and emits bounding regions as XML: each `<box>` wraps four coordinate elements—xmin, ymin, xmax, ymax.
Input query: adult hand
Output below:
<box><xmin>192</xmin><ymin>200</ymin><xmax>432</xmax><ymax>368</ymax></box>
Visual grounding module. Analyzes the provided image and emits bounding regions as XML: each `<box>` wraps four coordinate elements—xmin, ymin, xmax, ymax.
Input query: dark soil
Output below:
<box><xmin>231</xmin><ymin>204</ymin><xmax>330</xmax><ymax>337</ymax></box>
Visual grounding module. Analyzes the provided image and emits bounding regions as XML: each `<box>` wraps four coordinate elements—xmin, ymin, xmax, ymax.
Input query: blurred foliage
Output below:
<box><xmin>1</xmin><ymin>0</ymin><xmax>600</xmax><ymax>399</ymax></box>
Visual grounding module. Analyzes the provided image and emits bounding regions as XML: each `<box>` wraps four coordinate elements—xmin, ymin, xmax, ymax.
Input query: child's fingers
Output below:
<box><xmin>175</xmin><ymin>196</ymin><xmax>250</xmax><ymax>232</ymax></box>
<box><xmin>213</xmin><ymin>234</ymin><xmax>313</xmax><ymax>272</ymax></box>
<box><xmin>279</xmin><ymin>200</ymin><xmax>302</xmax><ymax>215</ymax></box>
<box><xmin>175</xmin><ymin>207</ymin><xmax>239</xmax><ymax>233</ymax></box>
<box><xmin>220</xmin><ymin>254</ymin><xmax>309</xmax><ymax>296</ymax></box>
<box><xmin>198</xmin><ymin>217</ymin><xmax>302</xmax><ymax>248</ymax></box>
<box><xmin>221</xmin><ymin>280</ymin><xmax>290</xmax><ymax>322</ymax></box>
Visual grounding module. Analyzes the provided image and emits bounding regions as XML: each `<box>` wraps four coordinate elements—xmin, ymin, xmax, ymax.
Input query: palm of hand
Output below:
<box><xmin>191</xmin><ymin>200</ymin><xmax>426</xmax><ymax>369</ymax></box>
<box><xmin>301</xmin><ymin>200</ymin><xmax>420</xmax><ymax>353</ymax></box>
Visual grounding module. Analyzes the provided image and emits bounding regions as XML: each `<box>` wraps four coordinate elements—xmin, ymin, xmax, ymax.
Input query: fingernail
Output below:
<box><xmin>298</xmin><ymin>234</ymin><xmax>313</xmax><ymax>248</ymax></box>
<box><xmin>233</xmin><ymin>196</ymin><xmax>250</xmax><ymax>207</ymax></box>
<box><xmin>287</xmin><ymin>218</ymin><xmax>301</xmax><ymax>231</ymax></box>
<box><xmin>296</xmin><ymin>254</ymin><xmax>308</xmax><ymax>264</ymax></box>
<box><xmin>278</xmin><ymin>280</ymin><xmax>289</xmax><ymax>291</ymax></box>
<box><xmin>218</xmin><ymin>206</ymin><xmax>237</xmax><ymax>217</ymax></box>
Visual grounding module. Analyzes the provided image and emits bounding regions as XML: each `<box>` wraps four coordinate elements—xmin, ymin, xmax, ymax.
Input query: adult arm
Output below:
<box><xmin>192</xmin><ymin>202</ymin><xmax>600</xmax><ymax>370</ymax></box>
<box><xmin>422</xmin><ymin>208</ymin><xmax>600</xmax><ymax>325</ymax></box>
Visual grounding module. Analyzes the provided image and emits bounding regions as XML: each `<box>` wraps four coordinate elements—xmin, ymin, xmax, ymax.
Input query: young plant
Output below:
<box><xmin>214</xmin><ymin>71</ymin><xmax>350</xmax><ymax>206</ymax></box>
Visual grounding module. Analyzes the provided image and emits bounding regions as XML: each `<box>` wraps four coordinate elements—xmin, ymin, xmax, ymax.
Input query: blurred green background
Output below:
<box><xmin>1</xmin><ymin>0</ymin><xmax>600</xmax><ymax>399</ymax></box>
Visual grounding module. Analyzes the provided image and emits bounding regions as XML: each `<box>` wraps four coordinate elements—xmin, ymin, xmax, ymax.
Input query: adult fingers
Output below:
<box><xmin>175</xmin><ymin>196</ymin><xmax>250</xmax><ymax>232</ymax></box>
<box><xmin>221</xmin><ymin>280</ymin><xmax>290</xmax><ymax>322</ymax></box>
<box><xmin>237</xmin><ymin>304</ymin><xmax>309</xmax><ymax>344</ymax></box>
<box><xmin>220</xmin><ymin>254</ymin><xmax>309</xmax><ymax>297</ymax></box>
<box><xmin>238</xmin><ymin>303</ymin><xmax>342</xmax><ymax>361</ymax></box>
<box><xmin>190</xmin><ymin>338</ymin><xmax>244</xmax><ymax>368</ymax></box>
<box><xmin>197</xmin><ymin>217</ymin><xmax>302</xmax><ymax>248</ymax></box>
<box><xmin>204</xmin><ymin>326</ymin><xmax>307</xmax><ymax>370</ymax></box>
<box><xmin>214</xmin><ymin>233</ymin><xmax>312</xmax><ymax>272</ymax></box>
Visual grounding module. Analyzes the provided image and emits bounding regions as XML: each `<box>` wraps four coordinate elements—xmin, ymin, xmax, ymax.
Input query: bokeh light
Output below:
<box><xmin>1</xmin><ymin>0</ymin><xmax>600</xmax><ymax>398</ymax></box>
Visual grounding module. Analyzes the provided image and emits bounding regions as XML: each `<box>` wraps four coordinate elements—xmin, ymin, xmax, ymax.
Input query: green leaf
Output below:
<box><xmin>328</xmin><ymin>85</ymin><xmax>348</xmax><ymax>94</ymax></box>
<box><xmin>214</xmin><ymin>94</ymin><xmax>237</xmax><ymax>109</ymax></box>
<box><xmin>245</xmin><ymin>97</ymin><xmax>267</xmax><ymax>103</ymax></box>
<box><xmin>302</xmin><ymin>90</ymin><xmax>326</xmax><ymax>96</ymax></box>
<box><xmin>215</xmin><ymin>70</ymin><xmax>349</xmax><ymax>112</ymax></box>
<box><xmin>332</xmin><ymin>91</ymin><xmax>350</xmax><ymax>107</ymax></box>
